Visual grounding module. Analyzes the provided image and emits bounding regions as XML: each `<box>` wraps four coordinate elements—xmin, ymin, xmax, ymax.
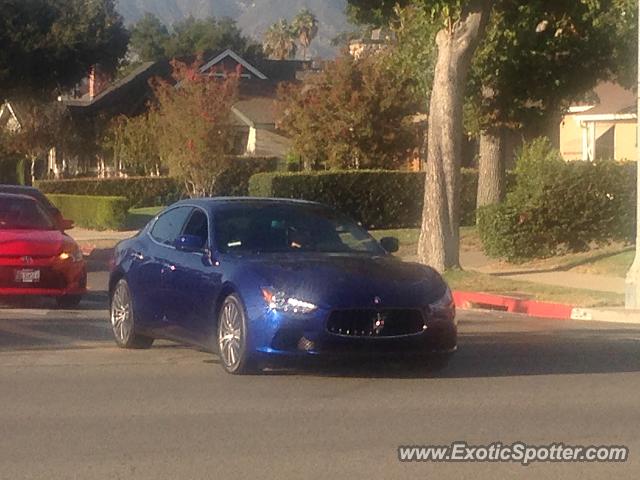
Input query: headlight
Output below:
<box><xmin>59</xmin><ymin>245</ymin><xmax>83</xmax><ymax>262</ymax></box>
<box><xmin>428</xmin><ymin>288</ymin><xmax>455</xmax><ymax>322</ymax></box>
<box><xmin>261</xmin><ymin>288</ymin><xmax>318</xmax><ymax>314</ymax></box>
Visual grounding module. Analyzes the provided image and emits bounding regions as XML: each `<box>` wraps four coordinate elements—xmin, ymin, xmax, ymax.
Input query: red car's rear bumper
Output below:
<box><xmin>0</xmin><ymin>258</ymin><xmax>87</xmax><ymax>297</ymax></box>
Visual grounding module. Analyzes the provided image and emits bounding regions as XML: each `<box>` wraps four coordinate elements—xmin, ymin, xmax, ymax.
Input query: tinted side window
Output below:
<box><xmin>182</xmin><ymin>209</ymin><xmax>209</xmax><ymax>249</ymax></box>
<box><xmin>150</xmin><ymin>207</ymin><xmax>193</xmax><ymax>246</ymax></box>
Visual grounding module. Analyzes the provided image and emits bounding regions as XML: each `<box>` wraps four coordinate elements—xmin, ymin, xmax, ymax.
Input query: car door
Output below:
<box><xmin>162</xmin><ymin>207</ymin><xmax>223</xmax><ymax>344</ymax></box>
<box><xmin>139</xmin><ymin>206</ymin><xmax>194</xmax><ymax>335</ymax></box>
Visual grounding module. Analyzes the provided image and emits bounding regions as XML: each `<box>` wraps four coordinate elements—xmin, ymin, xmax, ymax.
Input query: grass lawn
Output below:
<box><xmin>370</xmin><ymin>227</ymin><xmax>481</xmax><ymax>258</ymax></box>
<box><xmin>124</xmin><ymin>206</ymin><xmax>164</xmax><ymax>230</ymax></box>
<box><xmin>370</xmin><ymin>227</ymin><xmax>624</xmax><ymax>307</ymax></box>
<box><xmin>569</xmin><ymin>249</ymin><xmax>634</xmax><ymax>278</ymax></box>
<box><xmin>443</xmin><ymin>270</ymin><xmax>623</xmax><ymax>308</ymax></box>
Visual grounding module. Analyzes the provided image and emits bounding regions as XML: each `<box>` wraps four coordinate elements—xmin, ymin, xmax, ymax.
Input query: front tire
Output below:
<box><xmin>110</xmin><ymin>279</ymin><xmax>154</xmax><ymax>349</ymax></box>
<box><xmin>217</xmin><ymin>294</ymin><xmax>255</xmax><ymax>374</ymax></box>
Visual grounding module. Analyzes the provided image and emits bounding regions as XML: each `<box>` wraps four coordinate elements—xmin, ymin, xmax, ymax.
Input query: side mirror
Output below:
<box><xmin>380</xmin><ymin>236</ymin><xmax>399</xmax><ymax>253</ymax></box>
<box><xmin>60</xmin><ymin>219</ymin><xmax>74</xmax><ymax>231</ymax></box>
<box><xmin>175</xmin><ymin>234</ymin><xmax>205</xmax><ymax>252</ymax></box>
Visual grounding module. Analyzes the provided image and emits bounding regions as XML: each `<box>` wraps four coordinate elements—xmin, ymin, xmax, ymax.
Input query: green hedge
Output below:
<box><xmin>478</xmin><ymin>144</ymin><xmax>636</xmax><ymax>262</ymax></box>
<box><xmin>37</xmin><ymin>177</ymin><xmax>181</xmax><ymax>208</ymax></box>
<box><xmin>46</xmin><ymin>194</ymin><xmax>130</xmax><ymax>231</ymax></box>
<box><xmin>36</xmin><ymin>157</ymin><xmax>282</xmax><ymax>206</ymax></box>
<box><xmin>249</xmin><ymin>169</ymin><xmax>480</xmax><ymax>229</ymax></box>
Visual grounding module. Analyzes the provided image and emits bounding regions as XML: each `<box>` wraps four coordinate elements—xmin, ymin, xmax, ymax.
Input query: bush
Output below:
<box><xmin>478</xmin><ymin>138</ymin><xmax>636</xmax><ymax>262</ymax></box>
<box><xmin>37</xmin><ymin>177</ymin><xmax>181</xmax><ymax>208</ymax></box>
<box><xmin>249</xmin><ymin>169</ymin><xmax>480</xmax><ymax>229</ymax></box>
<box><xmin>36</xmin><ymin>157</ymin><xmax>282</xmax><ymax>206</ymax></box>
<box><xmin>213</xmin><ymin>157</ymin><xmax>283</xmax><ymax>196</ymax></box>
<box><xmin>46</xmin><ymin>194</ymin><xmax>130</xmax><ymax>231</ymax></box>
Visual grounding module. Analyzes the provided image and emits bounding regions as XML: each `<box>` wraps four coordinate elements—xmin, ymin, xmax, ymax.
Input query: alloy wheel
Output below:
<box><xmin>217</xmin><ymin>295</ymin><xmax>249</xmax><ymax>373</ymax></box>
<box><xmin>111</xmin><ymin>280</ymin><xmax>134</xmax><ymax>345</ymax></box>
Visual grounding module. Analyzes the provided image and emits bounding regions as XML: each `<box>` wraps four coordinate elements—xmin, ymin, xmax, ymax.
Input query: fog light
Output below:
<box><xmin>297</xmin><ymin>337</ymin><xmax>315</xmax><ymax>351</ymax></box>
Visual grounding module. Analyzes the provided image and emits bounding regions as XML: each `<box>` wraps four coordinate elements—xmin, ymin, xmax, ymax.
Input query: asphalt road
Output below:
<box><xmin>1</xmin><ymin>270</ymin><xmax>640</xmax><ymax>479</ymax></box>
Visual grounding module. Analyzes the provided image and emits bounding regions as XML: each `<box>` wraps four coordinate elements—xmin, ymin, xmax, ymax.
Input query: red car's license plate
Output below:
<box><xmin>14</xmin><ymin>269</ymin><xmax>41</xmax><ymax>283</ymax></box>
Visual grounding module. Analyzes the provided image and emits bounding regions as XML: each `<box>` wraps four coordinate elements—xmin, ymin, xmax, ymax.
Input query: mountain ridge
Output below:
<box><xmin>116</xmin><ymin>0</ymin><xmax>350</xmax><ymax>58</ymax></box>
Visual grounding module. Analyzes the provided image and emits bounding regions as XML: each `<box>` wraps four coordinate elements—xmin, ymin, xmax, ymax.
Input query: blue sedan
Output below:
<box><xmin>109</xmin><ymin>198</ymin><xmax>457</xmax><ymax>374</ymax></box>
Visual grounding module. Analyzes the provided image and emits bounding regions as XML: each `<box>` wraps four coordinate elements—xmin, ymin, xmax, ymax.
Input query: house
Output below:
<box><xmin>560</xmin><ymin>82</ymin><xmax>637</xmax><ymax>161</ymax></box>
<box><xmin>0</xmin><ymin>101</ymin><xmax>21</xmax><ymax>133</ymax></box>
<box><xmin>45</xmin><ymin>50</ymin><xmax>309</xmax><ymax>178</ymax></box>
<box><xmin>198</xmin><ymin>49</ymin><xmax>310</xmax><ymax>159</ymax></box>
<box><xmin>349</xmin><ymin>28</ymin><xmax>394</xmax><ymax>59</ymax></box>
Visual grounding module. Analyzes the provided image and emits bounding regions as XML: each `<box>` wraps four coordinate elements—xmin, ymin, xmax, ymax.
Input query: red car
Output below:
<box><xmin>0</xmin><ymin>193</ymin><xmax>86</xmax><ymax>308</ymax></box>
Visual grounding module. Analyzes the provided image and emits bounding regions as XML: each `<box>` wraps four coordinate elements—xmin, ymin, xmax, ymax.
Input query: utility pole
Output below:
<box><xmin>625</xmin><ymin>0</ymin><xmax>640</xmax><ymax>309</ymax></box>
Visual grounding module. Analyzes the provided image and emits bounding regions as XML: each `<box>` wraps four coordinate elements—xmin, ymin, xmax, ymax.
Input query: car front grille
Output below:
<box><xmin>326</xmin><ymin>309</ymin><xmax>426</xmax><ymax>338</ymax></box>
<box><xmin>0</xmin><ymin>267</ymin><xmax>67</xmax><ymax>289</ymax></box>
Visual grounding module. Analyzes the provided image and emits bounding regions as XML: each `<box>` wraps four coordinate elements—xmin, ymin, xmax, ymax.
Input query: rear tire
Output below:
<box><xmin>56</xmin><ymin>295</ymin><xmax>82</xmax><ymax>309</ymax></box>
<box><xmin>110</xmin><ymin>279</ymin><xmax>154</xmax><ymax>349</ymax></box>
<box><xmin>217</xmin><ymin>294</ymin><xmax>256</xmax><ymax>375</ymax></box>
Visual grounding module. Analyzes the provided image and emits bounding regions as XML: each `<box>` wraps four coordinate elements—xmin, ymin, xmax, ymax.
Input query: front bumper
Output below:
<box><xmin>247</xmin><ymin>305</ymin><xmax>457</xmax><ymax>359</ymax></box>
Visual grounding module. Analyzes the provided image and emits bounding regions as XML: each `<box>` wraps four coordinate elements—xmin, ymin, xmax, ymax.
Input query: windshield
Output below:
<box><xmin>214</xmin><ymin>203</ymin><xmax>385</xmax><ymax>255</ymax></box>
<box><xmin>0</xmin><ymin>197</ymin><xmax>56</xmax><ymax>231</ymax></box>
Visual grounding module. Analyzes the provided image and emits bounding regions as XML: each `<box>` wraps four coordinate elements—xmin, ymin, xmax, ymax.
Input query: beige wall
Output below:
<box><xmin>559</xmin><ymin>114</ymin><xmax>584</xmax><ymax>161</ymax></box>
<box><xmin>614</xmin><ymin>120</ymin><xmax>637</xmax><ymax>161</ymax></box>
<box><xmin>560</xmin><ymin>115</ymin><xmax>637</xmax><ymax>161</ymax></box>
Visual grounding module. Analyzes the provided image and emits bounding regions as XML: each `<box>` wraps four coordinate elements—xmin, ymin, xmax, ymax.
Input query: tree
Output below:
<box><xmin>350</xmin><ymin>0</ymin><xmax>493</xmax><ymax>271</ymax></box>
<box><xmin>103</xmin><ymin>112</ymin><xmax>162</xmax><ymax>176</ymax></box>
<box><xmin>129</xmin><ymin>13</ymin><xmax>170</xmax><ymax>62</ymax></box>
<box><xmin>152</xmin><ymin>60</ymin><xmax>239</xmax><ymax>197</ymax></box>
<box><xmin>2</xmin><ymin>99</ymin><xmax>67</xmax><ymax>184</ymax></box>
<box><xmin>471</xmin><ymin>0</ymin><xmax>638</xmax><ymax>209</ymax></box>
<box><xmin>292</xmin><ymin>9</ymin><xmax>319</xmax><ymax>60</ymax></box>
<box><xmin>164</xmin><ymin>17</ymin><xmax>263</xmax><ymax>61</ymax></box>
<box><xmin>263</xmin><ymin>19</ymin><xmax>298</xmax><ymax>60</ymax></box>
<box><xmin>0</xmin><ymin>0</ymin><xmax>129</xmax><ymax>97</ymax></box>
<box><xmin>277</xmin><ymin>53</ymin><xmax>419</xmax><ymax>170</ymax></box>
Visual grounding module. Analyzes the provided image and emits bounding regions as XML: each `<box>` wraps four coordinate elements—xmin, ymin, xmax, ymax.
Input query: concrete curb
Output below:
<box><xmin>453</xmin><ymin>290</ymin><xmax>640</xmax><ymax>323</ymax></box>
<box><xmin>453</xmin><ymin>290</ymin><xmax>574</xmax><ymax>320</ymax></box>
<box><xmin>570</xmin><ymin>308</ymin><xmax>640</xmax><ymax>324</ymax></box>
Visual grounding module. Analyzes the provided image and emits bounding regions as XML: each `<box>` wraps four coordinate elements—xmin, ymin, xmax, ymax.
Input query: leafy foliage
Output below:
<box><xmin>478</xmin><ymin>139</ymin><xmax>637</xmax><ymax>262</ymax></box>
<box><xmin>129</xmin><ymin>14</ymin><xmax>263</xmax><ymax>62</ymax></box>
<box><xmin>37</xmin><ymin>177</ymin><xmax>182</xmax><ymax>208</ymax></box>
<box><xmin>129</xmin><ymin>13</ymin><xmax>171</xmax><ymax>62</ymax></box>
<box><xmin>152</xmin><ymin>60</ymin><xmax>239</xmax><ymax>197</ymax></box>
<box><xmin>36</xmin><ymin>156</ymin><xmax>281</xmax><ymax>206</ymax></box>
<box><xmin>276</xmin><ymin>52</ymin><xmax>420</xmax><ymax>170</ymax></box>
<box><xmin>263</xmin><ymin>19</ymin><xmax>298</xmax><ymax>60</ymax></box>
<box><xmin>103</xmin><ymin>113</ymin><xmax>162</xmax><ymax>176</ymax></box>
<box><xmin>249</xmin><ymin>169</ymin><xmax>481</xmax><ymax>229</ymax></box>
<box><xmin>0</xmin><ymin>0</ymin><xmax>128</xmax><ymax>96</ymax></box>
<box><xmin>467</xmin><ymin>0</ymin><xmax>638</xmax><ymax>135</ymax></box>
<box><xmin>292</xmin><ymin>9</ymin><xmax>319</xmax><ymax>60</ymax></box>
<box><xmin>46</xmin><ymin>194</ymin><xmax>130</xmax><ymax>231</ymax></box>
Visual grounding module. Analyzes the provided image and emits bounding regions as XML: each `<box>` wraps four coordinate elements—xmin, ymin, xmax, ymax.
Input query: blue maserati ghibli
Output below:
<box><xmin>108</xmin><ymin>198</ymin><xmax>457</xmax><ymax>374</ymax></box>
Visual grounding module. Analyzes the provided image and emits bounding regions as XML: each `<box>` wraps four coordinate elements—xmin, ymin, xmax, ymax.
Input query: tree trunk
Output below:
<box><xmin>418</xmin><ymin>1</ymin><xmax>492</xmax><ymax>272</ymax></box>
<box><xmin>29</xmin><ymin>155</ymin><xmax>37</xmax><ymax>186</ymax></box>
<box><xmin>477</xmin><ymin>127</ymin><xmax>505</xmax><ymax>209</ymax></box>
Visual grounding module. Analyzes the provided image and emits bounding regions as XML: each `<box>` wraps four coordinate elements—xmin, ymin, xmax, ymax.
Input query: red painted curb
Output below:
<box><xmin>452</xmin><ymin>290</ymin><xmax>574</xmax><ymax>320</ymax></box>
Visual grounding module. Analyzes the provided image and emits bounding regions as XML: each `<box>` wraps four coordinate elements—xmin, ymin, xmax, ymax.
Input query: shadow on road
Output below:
<box><xmin>258</xmin><ymin>326</ymin><xmax>640</xmax><ymax>379</ymax></box>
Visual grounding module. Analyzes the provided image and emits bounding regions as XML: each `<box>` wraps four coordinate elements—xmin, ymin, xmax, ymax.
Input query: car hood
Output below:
<box><xmin>239</xmin><ymin>253</ymin><xmax>448</xmax><ymax>309</ymax></box>
<box><xmin>0</xmin><ymin>229</ymin><xmax>68</xmax><ymax>257</ymax></box>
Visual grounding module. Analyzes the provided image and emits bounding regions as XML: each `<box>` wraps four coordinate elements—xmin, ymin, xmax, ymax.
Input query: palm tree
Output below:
<box><xmin>292</xmin><ymin>9</ymin><xmax>319</xmax><ymax>60</ymax></box>
<box><xmin>263</xmin><ymin>19</ymin><xmax>297</xmax><ymax>60</ymax></box>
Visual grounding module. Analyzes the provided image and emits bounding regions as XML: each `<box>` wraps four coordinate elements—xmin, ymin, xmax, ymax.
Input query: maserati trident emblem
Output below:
<box><xmin>21</xmin><ymin>256</ymin><xmax>33</xmax><ymax>265</ymax></box>
<box><xmin>373</xmin><ymin>312</ymin><xmax>385</xmax><ymax>335</ymax></box>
